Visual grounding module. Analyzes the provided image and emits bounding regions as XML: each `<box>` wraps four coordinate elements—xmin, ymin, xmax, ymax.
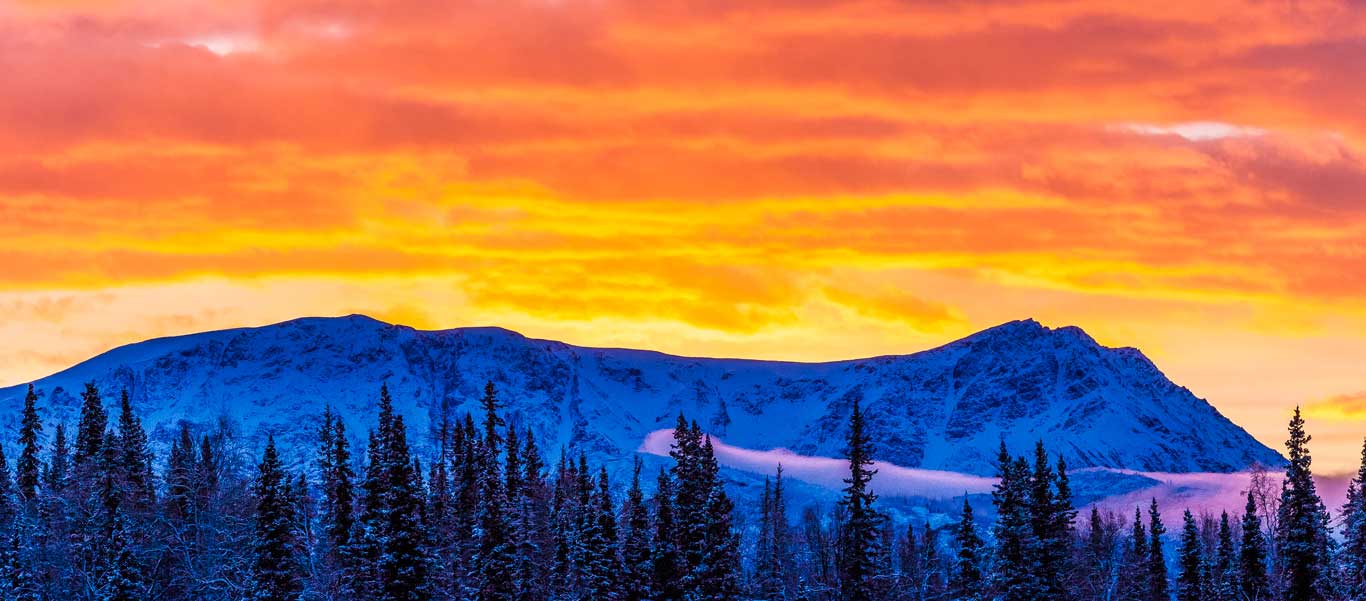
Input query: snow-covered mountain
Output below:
<box><xmin>0</xmin><ymin>315</ymin><xmax>1281</xmax><ymax>482</ymax></box>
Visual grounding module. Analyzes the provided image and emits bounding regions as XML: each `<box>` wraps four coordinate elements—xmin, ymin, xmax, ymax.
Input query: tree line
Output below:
<box><xmin>0</xmin><ymin>380</ymin><xmax>1363</xmax><ymax>600</ymax></box>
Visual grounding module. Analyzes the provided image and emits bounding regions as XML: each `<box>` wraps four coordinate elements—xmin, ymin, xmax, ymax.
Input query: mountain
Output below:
<box><xmin>0</xmin><ymin>315</ymin><xmax>1282</xmax><ymax>482</ymax></box>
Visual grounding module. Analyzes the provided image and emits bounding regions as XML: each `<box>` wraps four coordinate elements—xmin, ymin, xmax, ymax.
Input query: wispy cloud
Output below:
<box><xmin>1306</xmin><ymin>391</ymin><xmax>1366</xmax><ymax>420</ymax></box>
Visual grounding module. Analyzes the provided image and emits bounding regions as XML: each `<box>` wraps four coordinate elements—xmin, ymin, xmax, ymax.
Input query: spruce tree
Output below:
<box><xmin>621</xmin><ymin>457</ymin><xmax>653</xmax><ymax>601</ymax></box>
<box><xmin>585</xmin><ymin>466</ymin><xmax>621</xmax><ymax>600</ymax></box>
<box><xmin>1177</xmin><ymin>510</ymin><xmax>1203</xmax><ymax>601</ymax></box>
<box><xmin>195</xmin><ymin>433</ymin><xmax>219</xmax><ymax>504</ymax></box>
<box><xmin>515</xmin><ymin>428</ymin><xmax>551</xmax><ymax>601</ymax></box>
<box><xmin>1240</xmin><ymin>491</ymin><xmax>1269</xmax><ymax>601</ymax></box>
<box><xmin>42</xmin><ymin>422</ymin><xmax>68</xmax><ymax>491</ymax></box>
<box><xmin>74</xmin><ymin>382</ymin><xmax>107</xmax><ymax>465</ymax></box>
<box><xmin>1028</xmin><ymin>442</ymin><xmax>1074</xmax><ymax>599</ymax></box>
<box><xmin>99</xmin><ymin>513</ymin><xmax>144</xmax><ymax>601</ymax></box>
<box><xmin>992</xmin><ymin>444</ymin><xmax>1041</xmax><ymax>601</ymax></box>
<box><xmin>165</xmin><ymin>423</ymin><xmax>196</xmax><ymax>520</ymax></box>
<box><xmin>549</xmin><ymin>452</ymin><xmax>580</xmax><ymax>599</ymax></box>
<box><xmin>652</xmin><ymin>466</ymin><xmax>683</xmax><ymax>601</ymax></box>
<box><xmin>0</xmin><ymin>531</ymin><xmax>38</xmax><ymax>601</ymax></box>
<box><xmin>1083</xmin><ymin>506</ymin><xmax>1114</xmax><ymax>599</ymax></box>
<box><xmin>1276</xmin><ymin>407</ymin><xmax>1331</xmax><ymax>601</ymax></box>
<box><xmin>950</xmin><ymin>498</ymin><xmax>984</xmax><ymax>601</ymax></box>
<box><xmin>475</xmin><ymin>394</ymin><xmax>516</xmax><ymax>601</ymax></box>
<box><xmin>900</xmin><ymin>521</ymin><xmax>920</xmax><ymax>590</ymax></box>
<box><xmin>670</xmin><ymin>414</ymin><xmax>706</xmax><ymax>590</ymax></box>
<box><xmin>1212</xmin><ymin>511</ymin><xmax>1237</xmax><ymax>599</ymax></box>
<box><xmin>1342</xmin><ymin>438</ymin><xmax>1366</xmax><ymax>598</ymax></box>
<box><xmin>114</xmin><ymin>390</ymin><xmax>154</xmax><ymax>510</ymax></box>
<box><xmin>316</xmin><ymin>406</ymin><xmax>355</xmax><ymax>587</ymax></box>
<box><xmin>1119</xmin><ymin>506</ymin><xmax>1148</xmax><ymax>601</ymax></box>
<box><xmin>1147</xmin><ymin>499</ymin><xmax>1169</xmax><ymax>601</ymax></box>
<box><xmin>836</xmin><ymin>398</ymin><xmax>882</xmax><ymax>601</ymax></box>
<box><xmin>354</xmin><ymin>384</ymin><xmax>431</xmax><ymax>601</ymax></box>
<box><xmin>249</xmin><ymin>435</ymin><xmax>302</xmax><ymax>601</ymax></box>
<box><xmin>771</xmin><ymin>464</ymin><xmax>790</xmax><ymax>595</ymax></box>
<box><xmin>16</xmin><ymin>384</ymin><xmax>42</xmax><ymax>502</ymax></box>
<box><xmin>756</xmin><ymin>476</ymin><xmax>775</xmax><ymax>597</ymax></box>
<box><xmin>0</xmin><ymin>444</ymin><xmax>16</xmax><ymax>531</ymax></box>
<box><xmin>698</xmin><ymin>436</ymin><xmax>740</xmax><ymax>601</ymax></box>
<box><xmin>921</xmin><ymin>522</ymin><xmax>944</xmax><ymax>597</ymax></box>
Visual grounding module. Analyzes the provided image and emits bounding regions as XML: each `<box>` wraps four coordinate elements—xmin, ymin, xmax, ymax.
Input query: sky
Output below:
<box><xmin>1</xmin><ymin>0</ymin><xmax>1364</xmax><ymax>470</ymax></box>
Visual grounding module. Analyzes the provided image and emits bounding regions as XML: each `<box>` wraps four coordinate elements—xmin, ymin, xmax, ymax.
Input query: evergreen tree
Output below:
<box><xmin>1119</xmin><ymin>506</ymin><xmax>1148</xmax><ymax>601</ymax></box>
<box><xmin>249</xmin><ymin>435</ymin><xmax>302</xmax><ymax>601</ymax></box>
<box><xmin>836</xmin><ymin>398</ymin><xmax>883</xmax><ymax>601</ymax></box>
<box><xmin>316</xmin><ymin>406</ymin><xmax>355</xmax><ymax>586</ymax></box>
<box><xmin>1240</xmin><ymin>491</ymin><xmax>1269</xmax><ymax>601</ymax></box>
<box><xmin>1146</xmin><ymin>499</ymin><xmax>1168</xmax><ymax>601</ymax></box>
<box><xmin>514</xmin><ymin>428</ymin><xmax>551</xmax><ymax>601</ymax></box>
<box><xmin>697</xmin><ymin>436</ymin><xmax>740</xmax><ymax>601</ymax></box>
<box><xmin>992</xmin><ymin>444</ymin><xmax>1041</xmax><ymax>601</ymax></box>
<box><xmin>652</xmin><ymin>467</ymin><xmax>683</xmax><ymax>601</ymax></box>
<box><xmin>114</xmin><ymin>390</ymin><xmax>154</xmax><ymax>510</ymax></box>
<box><xmin>755</xmin><ymin>476</ymin><xmax>778</xmax><ymax>598</ymax></box>
<box><xmin>354</xmin><ymin>384</ymin><xmax>430</xmax><ymax>601</ymax></box>
<box><xmin>771</xmin><ymin>465</ymin><xmax>790</xmax><ymax>595</ymax></box>
<box><xmin>1083</xmin><ymin>506</ymin><xmax>1115</xmax><ymax>600</ymax></box>
<box><xmin>0</xmin><ymin>444</ymin><xmax>16</xmax><ymax>531</ymax></box>
<box><xmin>42</xmin><ymin>422</ymin><xmax>68</xmax><ymax>491</ymax></box>
<box><xmin>670</xmin><ymin>414</ymin><xmax>707</xmax><ymax>591</ymax></box>
<box><xmin>0</xmin><ymin>531</ymin><xmax>38</xmax><ymax>601</ymax></box>
<box><xmin>16</xmin><ymin>384</ymin><xmax>42</xmax><ymax>502</ymax></box>
<box><xmin>549</xmin><ymin>452</ymin><xmax>580</xmax><ymax>599</ymax></box>
<box><xmin>74</xmin><ymin>382</ymin><xmax>107</xmax><ymax>465</ymax></box>
<box><xmin>165</xmin><ymin>423</ymin><xmax>196</xmax><ymax>520</ymax></box>
<box><xmin>950</xmin><ymin>498</ymin><xmax>984</xmax><ymax>601</ymax></box>
<box><xmin>1276</xmin><ymin>407</ymin><xmax>1332</xmax><ymax>601</ymax></box>
<box><xmin>1342</xmin><ymin>438</ymin><xmax>1366</xmax><ymax>599</ymax></box>
<box><xmin>475</xmin><ymin>393</ymin><xmax>516</xmax><ymax>601</ymax></box>
<box><xmin>97</xmin><ymin>514</ymin><xmax>144</xmax><ymax>601</ymax></box>
<box><xmin>900</xmin><ymin>521</ymin><xmax>920</xmax><ymax>591</ymax></box>
<box><xmin>585</xmin><ymin>466</ymin><xmax>621</xmax><ymax>600</ymax></box>
<box><xmin>195</xmin><ymin>433</ymin><xmax>219</xmax><ymax>505</ymax></box>
<box><xmin>1029</xmin><ymin>442</ymin><xmax>1074</xmax><ymax>599</ymax></box>
<box><xmin>621</xmin><ymin>457</ymin><xmax>653</xmax><ymax>601</ymax></box>
<box><xmin>480</xmin><ymin>381</ymin><xmax>504</xmax><ymax>453</ymax></box>
<box><xmin>1177</xmin><ymin>510</ymin><xmax>1203</xmax><ymax>601</ymax></box>
<box><xmin>1211</xmin><ymin>511</ymin><xmax>1237</xmax><ymax>599</ymax></box>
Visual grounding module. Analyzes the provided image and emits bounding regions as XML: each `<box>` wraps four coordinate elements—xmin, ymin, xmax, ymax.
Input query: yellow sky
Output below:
<box><xmin>1</xmin><ymin>0</ymin><xmax>1364</xmax><ymax>470</ymax></box>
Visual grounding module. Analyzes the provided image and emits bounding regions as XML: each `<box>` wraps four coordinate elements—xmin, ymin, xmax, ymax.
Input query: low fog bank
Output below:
<box><xmin>640</xmin><ymin>429</ymin><xmax>1355</xmax><ymax>523</ymax></box>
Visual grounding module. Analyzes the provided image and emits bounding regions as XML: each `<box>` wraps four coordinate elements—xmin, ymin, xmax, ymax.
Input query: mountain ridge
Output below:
<box><xmin>0</xmin><ymin>314</ymin><xmax>1284</xmax><ymax>479</ymax></box>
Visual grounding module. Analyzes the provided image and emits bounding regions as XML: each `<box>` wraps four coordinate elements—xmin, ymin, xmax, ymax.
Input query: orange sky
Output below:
<box><xmin>1</xmin><ymin>0</ymin><xmax>1364</xmax><ymax>470</ymax></box>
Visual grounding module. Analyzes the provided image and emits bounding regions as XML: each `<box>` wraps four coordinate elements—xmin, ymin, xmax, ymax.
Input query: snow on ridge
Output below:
<box><xmin>0</xmin><ymin>314</ymin><xmax>1283</xmax><ymax>486</ymax></box>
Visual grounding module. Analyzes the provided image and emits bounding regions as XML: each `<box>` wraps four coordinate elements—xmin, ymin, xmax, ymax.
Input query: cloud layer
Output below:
<box><xmin>2</xmin><ymin>0</ymin><xmax>1364</xmax><ymax>468</ymax></box>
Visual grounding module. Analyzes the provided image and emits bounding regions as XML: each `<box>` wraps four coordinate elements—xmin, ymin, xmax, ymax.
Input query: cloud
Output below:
<box><xmin>1305</xmin><ymin>391</ymin><xmax>1366</xmax><ymax>420</ymax></box>
<box><xmin>2</xmin><ymin>0</ymin><xmax>1366</xmax><ymax>468</ymax></box>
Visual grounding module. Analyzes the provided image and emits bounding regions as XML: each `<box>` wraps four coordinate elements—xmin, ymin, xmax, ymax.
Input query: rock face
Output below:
<box><xmin>0</xmin><ymin>315</ymin><xmax>1282</xmax><ymax>476</ymax></box>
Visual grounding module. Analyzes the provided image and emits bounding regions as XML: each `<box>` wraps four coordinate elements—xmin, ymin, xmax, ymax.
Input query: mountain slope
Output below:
<box><xmin>0</xmin><ymin>315</ymin><xmax>1281</xmax><ymax>478</ymax></box>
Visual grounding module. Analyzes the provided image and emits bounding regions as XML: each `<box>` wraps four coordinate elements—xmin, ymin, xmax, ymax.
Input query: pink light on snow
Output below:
<box><xmin>638</xmin><ymin>429</ymin><xmax>997</xmax><ymax>499</ymax></box>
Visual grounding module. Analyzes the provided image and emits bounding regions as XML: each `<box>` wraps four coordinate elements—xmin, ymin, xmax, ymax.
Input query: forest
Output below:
<box><xmin>0</xmin><ymin>380</ymin><xmax>1361</xmax><ymax>601</ymax></box>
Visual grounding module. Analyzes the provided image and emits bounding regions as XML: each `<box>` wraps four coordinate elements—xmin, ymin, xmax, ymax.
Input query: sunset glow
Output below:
<box><xmin>2</xmin><ymin>0</ymin><xmax>1364</xmax><ymax>469</ymax></box>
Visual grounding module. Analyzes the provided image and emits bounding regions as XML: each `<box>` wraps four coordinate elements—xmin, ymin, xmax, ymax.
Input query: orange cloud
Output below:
<box><xmin>2</xmin><ymin>0</ymin><xmax>1365</xmax><ymax>467</ymax></box>
<box><xmin>1306</xmin><ymin>392</ymin><xmax>1366</xmax><ymax>420</ymax></box>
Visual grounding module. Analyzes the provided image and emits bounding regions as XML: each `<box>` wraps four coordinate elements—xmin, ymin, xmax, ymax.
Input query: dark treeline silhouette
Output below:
<box><xmin>0</xmin><ymin>381</ymin><xmax>1360</xmax><ymax>600</ymax></box>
